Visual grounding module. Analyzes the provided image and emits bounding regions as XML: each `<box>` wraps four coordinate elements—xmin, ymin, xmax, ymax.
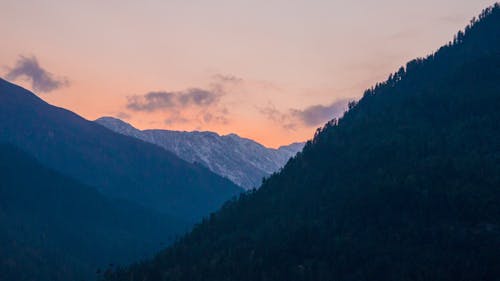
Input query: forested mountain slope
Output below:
<box><xmin>0</xmin><ymin>144</ymin><xmax>185</xmax><ymax>281</ymax></box>
<box><xmin>105</xmin><ymin>5</ymin><xmax>500</xmax><ymax>281</ymax></box>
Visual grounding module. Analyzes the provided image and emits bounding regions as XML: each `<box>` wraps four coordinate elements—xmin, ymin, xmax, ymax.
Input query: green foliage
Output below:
<box><xmin>106</xmin><ymin>4</ymin><xmax>500</xmax><ymax>281</ymax></box>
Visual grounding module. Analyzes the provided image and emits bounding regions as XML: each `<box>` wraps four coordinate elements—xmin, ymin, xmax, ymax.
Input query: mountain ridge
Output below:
<box><xmin>0</xmin><ymin>78</ymin><xmax>242</xmax><ymax>222</ymax></box>
<box><xmin>95</xmin><ymin>116</ymin><xmax>304</xmax><ymax>189</ymax></box>
<box><xmin>105</xmin><ymin>4</ymin><xmax>500</xmax><ymax>281</ymax></box>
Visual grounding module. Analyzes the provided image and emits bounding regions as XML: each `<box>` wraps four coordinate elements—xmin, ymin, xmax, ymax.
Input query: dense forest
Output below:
<box><xmin>104</xmin><ymin>4</ymin><xmax>500</xmax><ymax>281</ymax></box>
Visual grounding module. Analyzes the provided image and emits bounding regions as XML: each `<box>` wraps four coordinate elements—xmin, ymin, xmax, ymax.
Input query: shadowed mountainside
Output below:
<box><xmin>105</xmin><ymin>5</ymin><xmax>500</xmax><ymax>281</ymax></box>
<box><xmin>0</xmin><ymin>80</ymin><xmax>242</xmax><ymax>222</ymax></box>
<box><xmin>0</xmin><ymin>144</ymin><xmax>186</xmax><ymax>281</ymax></box>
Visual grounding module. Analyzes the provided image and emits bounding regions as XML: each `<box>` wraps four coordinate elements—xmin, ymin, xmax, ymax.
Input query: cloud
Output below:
<box><xmin>164</xmin><ymin>114</ymin><xmax>190</xmax><ymax>125</ymax></box>
<box><xmin>258</xmin><ymin>102</ymin><xmax>287</xmax><ymax>123</ymax></box>
<box><xmin>212</xmin><ymin>74</ymin><xmax>243</xmax><ymax>84</ymax></box>
<box><xmin>178</xmin><ymin>88</ymin><xmax>220</xmax><ymax>107</ymax></box>
<box><xmin>202</xmin><ymin>111</ymin><xmax>229</xmax><ymax>125</ymax></box>
<box><xmin>126</xmin><ymin>74</ymin><xmax>242</xmax><ymax>127</ymax></box>
<box><xmin>116</xmin><ymin>112</ymin><xmax>131</xmax><ymax>120</ymax></box>
<box><xmin>257</xmin><ymin>102</ymin><xmax>298</xmax><ymax>131</ymax></box>
<box><xmin>5</xmin><ymin>55</ymin><xmax>68</xmax><ymax>93</ymax></box>
<box><xmin>291</xmin><ymin>99</ymin><xmax>349</xmax><ymax>127</ymax></box>
<box><xmin>162</xmin><ymin>108</ymin><xmax>229</xmax><ymax>126</ymax></box>
<box><xmin>127</xmin><ymin>88</ymin><xmax>222</xmax><ymax>112</ymax></box>
<box><xmin>259</xmin><ymin>99</ymin><xmax>350</xmax><ymax>130</ymax></box>
<box><xmin>127</xmin><ymin>91</ymin><xmax>176</xmax><ymax>111</ymax></box>
<box><xmin>127</xmin><ymin>83</ymin><xmax>231</xmax><ymax>127</ymax></box>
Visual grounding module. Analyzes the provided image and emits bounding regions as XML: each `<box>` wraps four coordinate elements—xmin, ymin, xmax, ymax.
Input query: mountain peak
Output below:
<box><xmin>96</xmin><ymin>117</ymin><xmax>305</xmax><ymax>189</ymax></box>
<box><xmin>0</xmin><ymin>81</ymin><xmax>242</xmax><ymax>222</ymax></box>
<box><xmin>95</xmin><ymin>116</ymin><xmax>140</xmax><ymax>135</ymax></box>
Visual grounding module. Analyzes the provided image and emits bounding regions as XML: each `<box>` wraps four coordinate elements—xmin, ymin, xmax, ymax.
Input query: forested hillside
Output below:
<box><xmin>105</xmin><ymin>4</ymin><xmax>500</xmax><ymax>281</ymax></box>
<box><xmin>0</xmin><ymin>144</ymin><xmax>185</xmax><ymax>281</ymax></box>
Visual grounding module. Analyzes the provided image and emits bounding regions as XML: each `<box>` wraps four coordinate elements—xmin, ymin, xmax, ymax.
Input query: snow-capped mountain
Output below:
<box><xmin>95</xmin><ymin>117</ymin><xmax>305</xmax><ymax>189</ymax></box>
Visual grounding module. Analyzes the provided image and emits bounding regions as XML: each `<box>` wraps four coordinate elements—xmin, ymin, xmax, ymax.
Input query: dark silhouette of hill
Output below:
<box><xmin>0</xmin><ymin>143</ymin><xmax>186</xmax><ymax>281</ymax></box>
<box><xmin>104</xmin><ymin>4</ymin><xmax>500</xmax><ymax>281</ymax></box>
<box><xmin>0</xmin><ymin>79</ymin><xmax>242</xmax><ymax>222</ymax></box>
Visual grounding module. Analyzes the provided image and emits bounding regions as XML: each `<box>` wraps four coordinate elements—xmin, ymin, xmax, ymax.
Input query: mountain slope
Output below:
<box><xmin>95</xmin><ymin>117</ymin><xmax>304</xmax><ymax>189</ymax></box>
<box><xmin>106</xmin><ymin>5</ymin><xmax>500</xmax><ymax>281</ymax></box>
<box><xmin>0</xmin><ymin>144</ymin><xmax>185</xmax><ymax>281</ymax></box>
<box><xmin>0</xmin><ymin>80</ymin><xmax>242</xmax><ymax>222</ymax></box>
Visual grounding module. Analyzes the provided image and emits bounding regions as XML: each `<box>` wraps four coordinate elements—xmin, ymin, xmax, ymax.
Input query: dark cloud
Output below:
<box><xmin>127</xmin><ymin>91</ymin><xmax>176</xmax><ymax>111</ymax></box>
<box><xmin>5</xmin><ymin>55</ymin><xmax>68</xmax><ymax>93</ymax></box>
<box><xmin>127</xmin><ymin>75</ymin><xmax>239</xmax><ymax>126</ymax></box>
<box><xmin>291</xmin><ymin>99</ymin><xmax>349</xmax><ymax>127</ymax></box>
<box><xmin>178</xmin><ymin>88</ymin><xmax>219</xmax><ymax>107</ymax></box>
<box><xmin>127</xmin><ymin>88</ymin><xmax>221</xmax><ymax>112</ymax></box>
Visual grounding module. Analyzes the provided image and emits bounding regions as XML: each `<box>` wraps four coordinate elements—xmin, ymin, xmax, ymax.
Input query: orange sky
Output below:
<box><xmin>0</xmin><ymin>0</ymin><xmax>495</xmax><ymax>147</ymax></box>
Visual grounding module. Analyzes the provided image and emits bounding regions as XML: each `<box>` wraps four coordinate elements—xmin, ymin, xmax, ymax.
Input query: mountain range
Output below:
<box><xmin>0</xmin><ymin>3</ymin><xmax>499</xmax><ymax>281</ymax></box>
<box><xmin>104</xmin><ymin>4</ymin><xmax>500</xmax><ymax>281</ymax></box>
<box><xmin>0</xmin><ymin>76</ymin><xmax>242</xmax><ymax>280</ymax></box>
<box><xmin>0</xmin><ymin>78</ymin><xmax>242</xmax><ymax>222</ymax></box>
<box><xmin>95</xmin><ymin>116</ymin><xmax>304</xmax><ymax>189</ymax></box>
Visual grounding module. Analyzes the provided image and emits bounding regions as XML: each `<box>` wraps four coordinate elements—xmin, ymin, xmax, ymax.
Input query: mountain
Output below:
<box><xmin>277</xmin><ymin>142</ymin><xmax>306</xmax><ymax>156</ymax></box>
<box><xmin>0</xmin><ymin>79</ymin><xmax>242</xmax><ymax>222</ymax></box>
<box><xmin>95</xmin><ymin>117</ymin><xmax>304</xmax><ymax>189</ymax></box>
<box><xmin>105</xmin><ymin>5</ymin><xmax>500</xmax><ymax>281</ymax></box>
<box><xmin>0</xmin><ymin>143</ymin><xmax>184</xmax><ymax>281</ymax></box>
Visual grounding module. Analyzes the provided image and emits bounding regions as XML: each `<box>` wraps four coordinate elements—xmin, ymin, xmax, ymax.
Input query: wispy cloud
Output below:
<box><xmin>259</xmin><ymin>99</ymin><xmax>350</xmax><ymax>130</ymax></box>
<box><xmin>202</xmin><ymin>111</ymin><xmax>229</xmax><ymax>125</ymax></box>
<box><xmin>291</xmin><ymin>99</ymin><xmax>349</xmax><ymax>127</ymax></box>
<box><xmin>257</xmin><ymin>102</ymin><xmax>295</xmax><ymax>129</ymax></box>
<box><xmin>258</xmin><ymin>102</ymin><xmax>285</xmax><ymax>123</ymax></box>
<box><xmin>212</xmin><ymin>73</ymin><xmax>243</xmax><ymax>84</ymax></box>
<box><xmin>127</xmin><ymin>76</ymin><xmax>231</xmax><ymax>126</ymax></box>
<box><xmin>5</xmin><ymin>55</ymin><xmax>69</xmax><ymax>93</ymax></box>
<box><xmin>127</xmin><ymin>88</ymin><xmax>222</xmax><ymax>112</ymax></box>
<box><xmin>164</xmin><ymin>113</ymin><xmax>190</xmax><ymax>125</ymax></box>
<box><xmin>116</xmin><ymin>112</ymin><xmax>131</xmax><ymax>120</ymax></box>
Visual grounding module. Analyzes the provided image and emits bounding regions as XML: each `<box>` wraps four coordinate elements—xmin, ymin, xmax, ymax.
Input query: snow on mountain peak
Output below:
<box><xmin>96</xmin><ymin>117</ymin><xmax>305</xmax><ymax>189</ymax></box>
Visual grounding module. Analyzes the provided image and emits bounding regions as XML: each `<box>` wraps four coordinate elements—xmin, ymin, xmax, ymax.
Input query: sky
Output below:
<box><xmin>0</xmin><ymin>0</ymin><xmax>495</xmax><ymax>147</ymax></box>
